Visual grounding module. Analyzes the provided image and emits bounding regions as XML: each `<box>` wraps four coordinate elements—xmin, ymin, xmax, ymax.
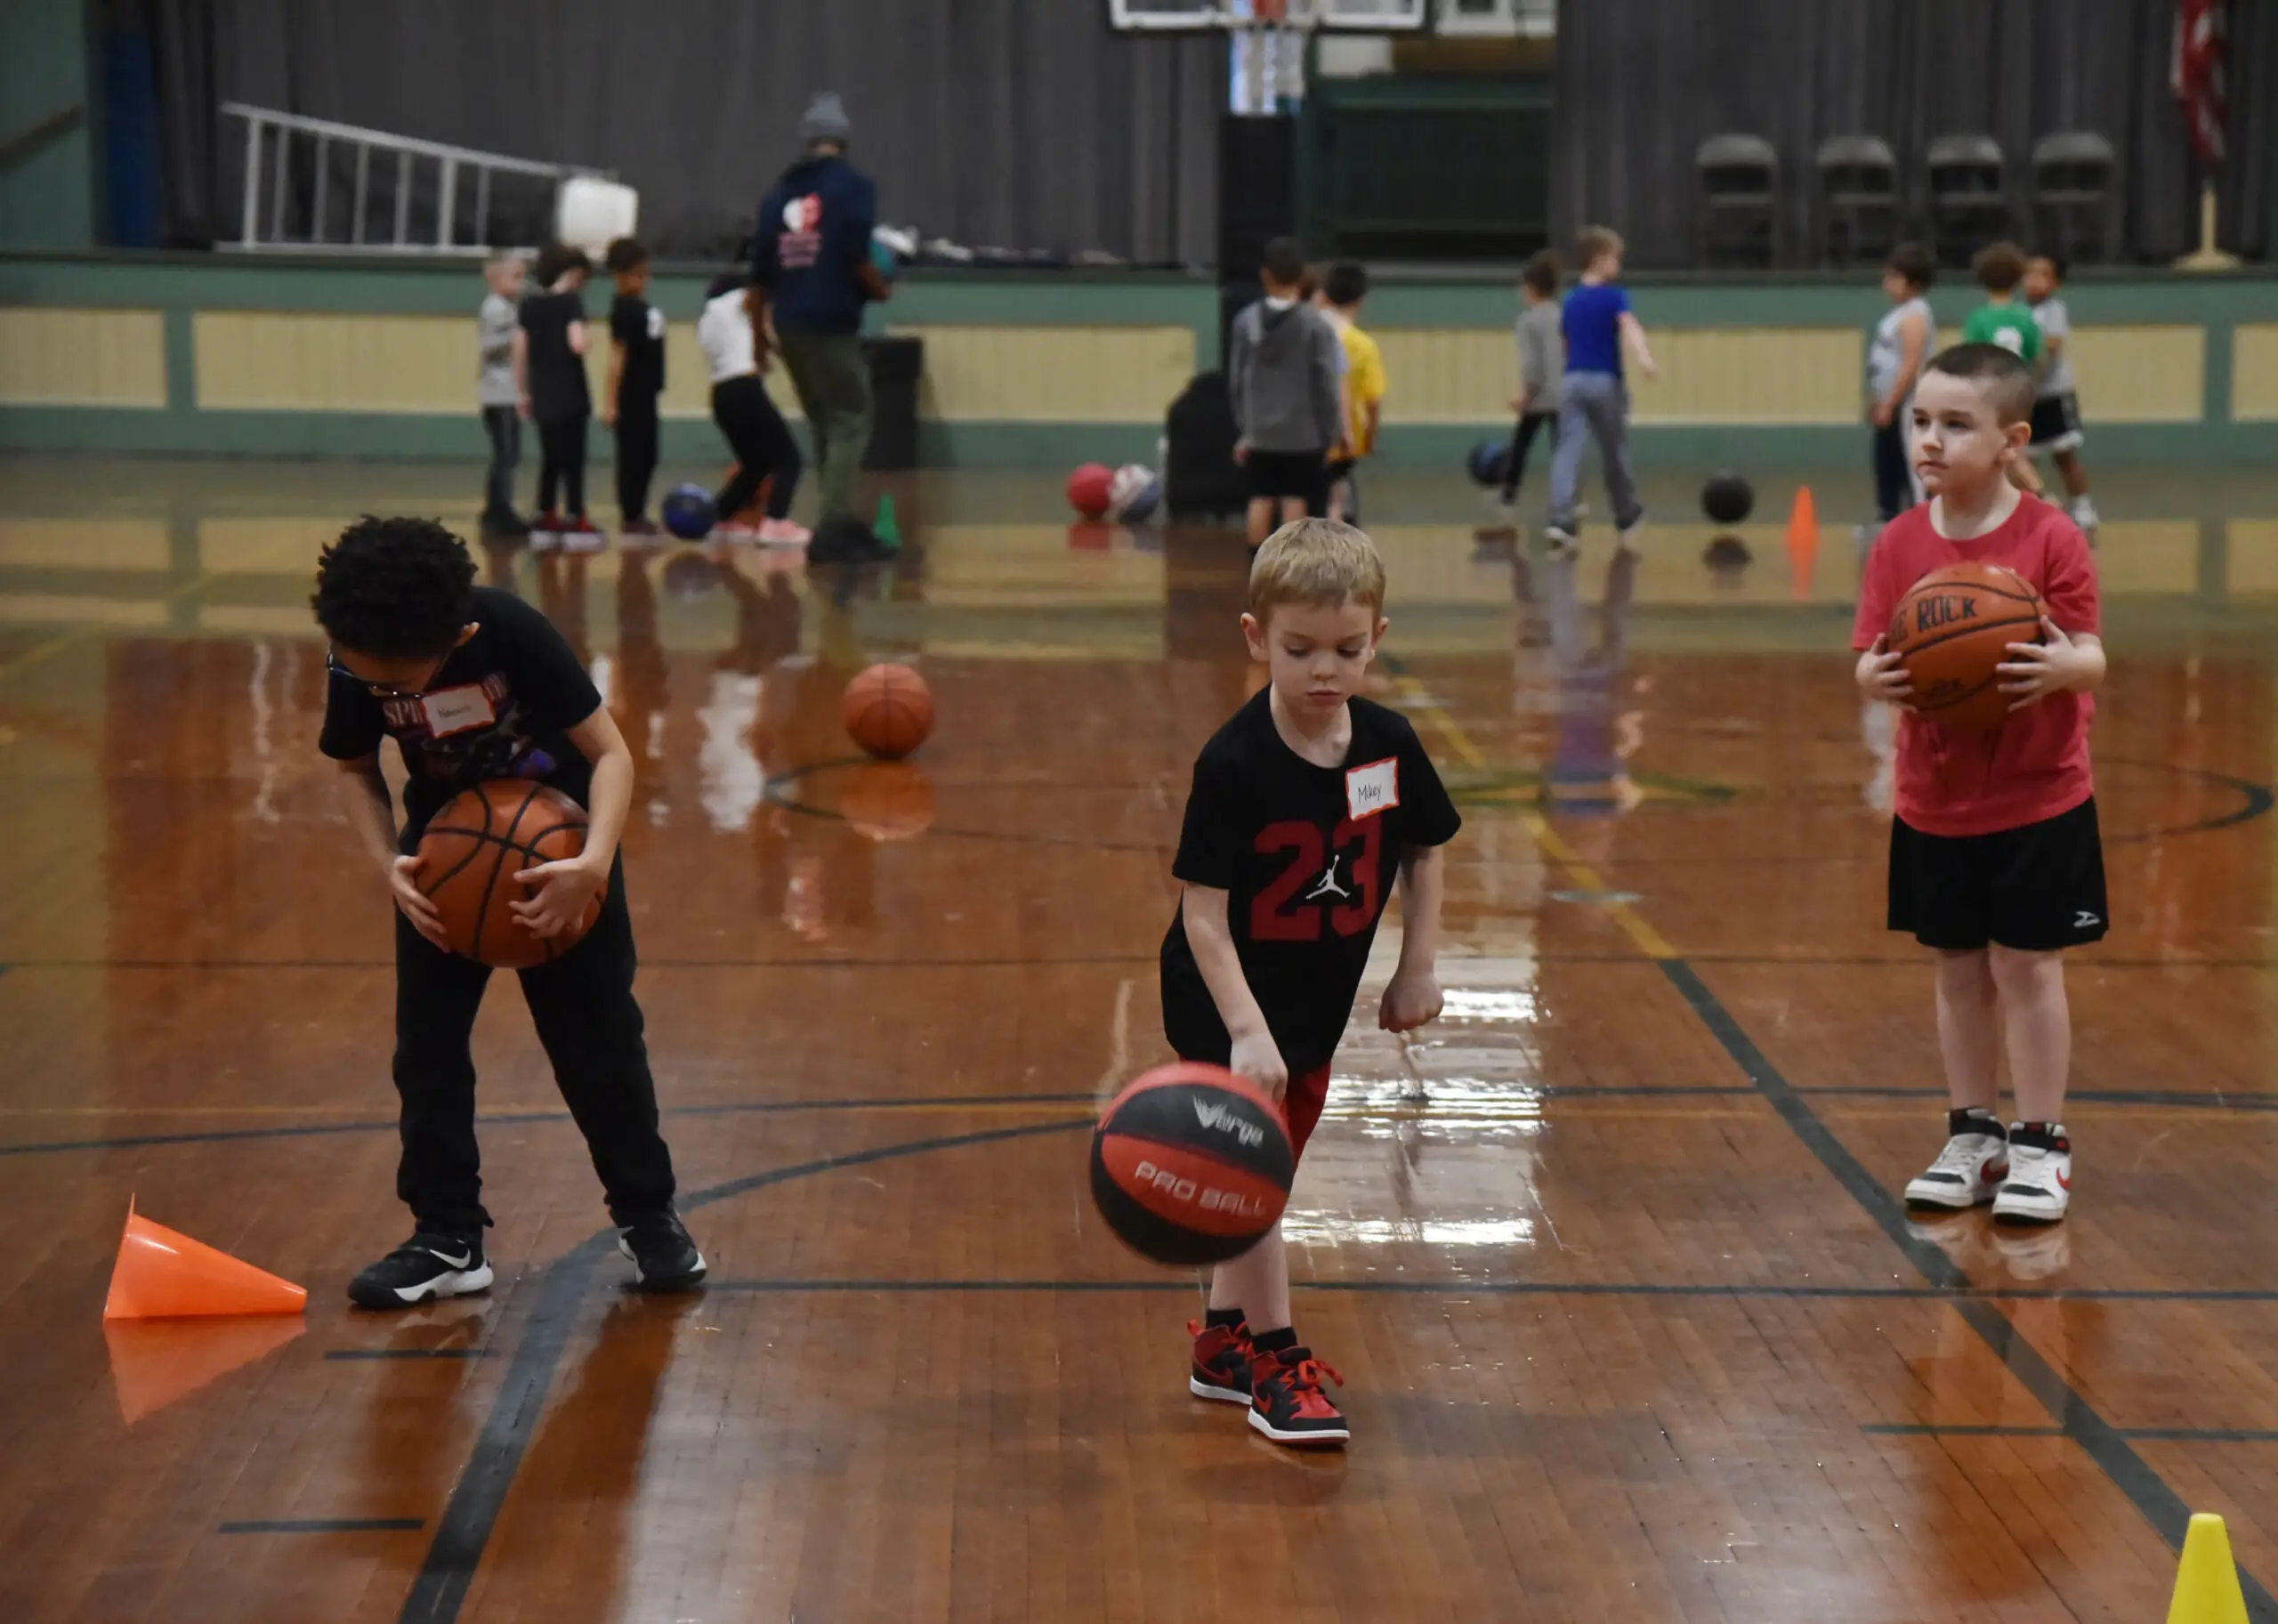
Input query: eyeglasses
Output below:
<box><xmin>327</xmin><ymin>649</ymin><xmax>446</xmax><ymax>699</ymax></box>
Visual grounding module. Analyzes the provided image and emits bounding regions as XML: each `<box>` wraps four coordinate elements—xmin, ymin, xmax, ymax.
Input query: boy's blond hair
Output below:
<box><xmin>1248</xmin><ymin>517</ymin><xmax>1386</xmax><ymax>622</ymax></box>
<box><xmin>1576</xmin><ymin>225</ymin><xmax>1625</xmax><ymax>268</ymax></box>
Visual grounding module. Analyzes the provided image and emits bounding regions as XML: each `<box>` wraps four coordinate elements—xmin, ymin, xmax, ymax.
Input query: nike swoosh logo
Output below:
<box><xmin>425</xmin><ymin>1248</ymin><xmax>473</xmax><ymax>1269</ymax></box>
<box><xmin>2056</xmin><ymin>1170</ymin><xmax>2070</xmax><ymax>1191</ymax></box>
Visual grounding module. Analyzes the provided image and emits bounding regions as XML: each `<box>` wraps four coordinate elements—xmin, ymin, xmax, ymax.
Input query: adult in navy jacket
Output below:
<box><xmin>751</xmin><ymin>93</ymin><xmax>894</xmax><ymax>559</ymax></box>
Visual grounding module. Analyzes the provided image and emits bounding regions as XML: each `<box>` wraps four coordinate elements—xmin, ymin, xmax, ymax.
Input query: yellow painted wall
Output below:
<box><xmin>2067</xmin><ymin>326</ymin><xmax>2202</xmax><ymax>423</ymax></box>
<box><xmin>0</xmin><ymin>518</ymin><xmax>168</xmax><ymax>570</ymax></box>
<box><xmin>2231</xmin><ymin>324</ymin><xmax>2278</xmax><ymax>420</ymax></box>
<box><xmin>0</xmin><ymin>308</ymin><xmax>166</xmax><ymax>408</ymax></box>
<box><xmin>195</xmin><ymin>311</ymin><xmax>473</xmax><ymax>412</ymax></box>
<box><xmin>890</xmin><ymin>325</ymin><xmax>1194</xmax><ymax>423</ymax></box>
<box><xmin>1375</xmin><ymin>327</ymin><xmax>1862</xmax><ymax>424</ymax></box>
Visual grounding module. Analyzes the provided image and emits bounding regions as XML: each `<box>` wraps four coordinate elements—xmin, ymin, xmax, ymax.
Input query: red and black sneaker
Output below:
<box><xmin>1248</xmin><ymin>1345</ymin><xmax>1349</xmax><ymax>1446</ymax></box>
<box><xmin>1188</xmin><ymin>1318</ymin><xmax>1255</xmax><ymax>1404</ymax></box>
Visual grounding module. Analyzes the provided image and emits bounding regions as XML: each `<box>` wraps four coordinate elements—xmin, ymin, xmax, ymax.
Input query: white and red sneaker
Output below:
<box><xmin>1188</xmin><ymin>1318</ymin><xmax>1255</xmax><ymax>1405</ymax></box>
<box><xmin>757</xmin><ymin>517</ymin><xmax>812</xmax><ymax>547</ymax></box>
<box><xmin>1248</xmin><ymin>1345</ymin><xmax>1348</xmax><ymax>1447</ymax></box>
<box><xmin>1992</xmin><ymin>1123</ymin><xmax>2072</xmax><ymax>1224</ymax></box>
<box><xmin>1904</xmin><ymin>1111</ymin><xmax>2009</xmax><ymax>1209</ymax></box>
<box><xmin>562</xmin><ymin>517</ymin><xmax>610</xmax><ymax>555</ymax></box>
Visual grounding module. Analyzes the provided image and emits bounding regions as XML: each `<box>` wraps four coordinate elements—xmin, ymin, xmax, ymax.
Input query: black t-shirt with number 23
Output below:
<box><xmin>1160</xmin><ymin>688</ymin><xmax>1461</xmax><ymax>1076</ymax></box>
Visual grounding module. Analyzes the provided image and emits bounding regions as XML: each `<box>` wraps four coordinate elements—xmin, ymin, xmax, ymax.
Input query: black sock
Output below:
<box><xmin>1949</xmin><ymin>1106</ymin><xmax>2001</xmax><ymax>1137</ymax></box>
<box><xmin>1251</xmin><ymin>1326</ymin><xmax>1298</xmax><ymax>1357</ymax></box>
<box><xmin>1205</xmin><ymin>1307</ymin><xmax>1244</xmax><ymax>1332</ymax></box>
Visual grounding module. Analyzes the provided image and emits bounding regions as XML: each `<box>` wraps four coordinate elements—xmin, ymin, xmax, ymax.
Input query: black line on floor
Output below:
<box><xmin>398</xmin><ymin>1117</ymin><xmax>1089</xmax><ymax>1624</ymax></box>
<box><xmin>691</xmin><ymin>1277</ymin><xmax>2278</xmax><ymax>1304</ymax></box>
<box><xmin>222</xmin><ymin>1518</ymin><xmax>424</xmax><ymax>1534</ymax></box>
<box><xmin>4</xmin><ymin>1080</ymin><xmax>2267</xmax><ymax>1161</ymax></box>
<box><xmin>10</xmin><ymin>952</ymin><xmax>2278</xmax><ymax>971</ymax></box>
<box><xmin>1863</xmin><ymin>1424</ymin><xmax>2278</xmax><ymax>1442</ymax></box>
<box><xmin>1660</xmin><ymin>957</ymin><xmax>2276</xmax><ymax>1619</ymax></box>
<box><xmin>323</xmin><ymin>1348</ymin><xmax>494</xmax><ymax>1361</ymax></box>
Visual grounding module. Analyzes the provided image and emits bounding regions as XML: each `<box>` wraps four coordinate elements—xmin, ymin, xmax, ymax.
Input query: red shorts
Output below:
<box><xmin>1283</xmin><ymin>1064</ymin><xmax>1332</xmax><ymax>1162</ymax></box>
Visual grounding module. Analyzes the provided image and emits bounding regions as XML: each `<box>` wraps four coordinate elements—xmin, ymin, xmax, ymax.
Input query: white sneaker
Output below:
<box><xmin>1903</xmin><ymin>1120</ymin><xmax>2009</xmax><ymax>1209</ymax></box>
<box><xmin>1615</xmin><ymin>522</ymin><xmax>1644</xmax><ymax>556</ymax></box>
<box><xmin>2069</xmin><ymin>497</ymin><xmax>2099</xmax><ymax>534</ymax></box>
<box><xmin>1543</xmin><ymin>526</ymin><xmax>1579</xmax><ymax>559</ymax></box>
<box><xmin>756</xmin><ymin>517</ymin><xmax>812</xmax><ymax>546</ymax></box>
<box><xmin>1992</xmin><ymin>1127</ymin><xmax>2072</xmax><ymax>1224</ymax></box>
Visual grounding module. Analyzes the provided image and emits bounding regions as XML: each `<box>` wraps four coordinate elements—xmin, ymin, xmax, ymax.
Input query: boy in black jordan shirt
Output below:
<box><xmin>314</xmin><ymin>516</ymin><xmax>704</xmax><ymax>1307</ymax></box>
<box><xmin>1161</xmin><ymin>517</ymin><xmax>1460</xmax><ymax>1446</ymax></box>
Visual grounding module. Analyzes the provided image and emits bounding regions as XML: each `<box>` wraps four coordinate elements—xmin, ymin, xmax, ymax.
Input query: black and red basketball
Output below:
<box><xmin>1089</xmin><ymin>1063</ymin><xmax>1295</xmax><ymax>1265</ymax></box>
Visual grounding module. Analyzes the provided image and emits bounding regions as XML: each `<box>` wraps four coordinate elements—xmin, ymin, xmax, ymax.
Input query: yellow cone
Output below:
<box><xmin>2169</xmin><ymin>1513</ymin><xmax>2250</xmax><ymax>1624</ymax></box>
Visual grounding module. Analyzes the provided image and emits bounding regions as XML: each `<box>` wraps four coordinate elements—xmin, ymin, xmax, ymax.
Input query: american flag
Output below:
<box><xmin>2172</xmin><ymin>0</ymin><xmax>2229</xmax><ymax>166</ymax></box>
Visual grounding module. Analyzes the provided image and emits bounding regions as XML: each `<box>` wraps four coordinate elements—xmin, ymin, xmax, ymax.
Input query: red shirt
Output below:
<box><xmin>1852</xmin><ymin>498</ymin><xmax>2100</xmax><ymax>837</ymax></box>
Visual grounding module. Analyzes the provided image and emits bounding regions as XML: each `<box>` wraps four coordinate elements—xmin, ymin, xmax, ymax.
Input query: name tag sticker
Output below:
<box><xmin>421</xmin><ymin>684</ymin><xmax>497</xmax><ymax>738</ymax></box>
<box><xmin>1345</xmin><ymin>755</ymin><xmax>1400</xmax><ymax>821</ymax></box>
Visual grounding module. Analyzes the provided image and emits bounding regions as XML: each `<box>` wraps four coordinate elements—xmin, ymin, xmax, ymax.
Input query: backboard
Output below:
<box><xmin>1108</xmin><ymin>0</ymin><xmax>1428</xmax><ymax>31</ymax></box>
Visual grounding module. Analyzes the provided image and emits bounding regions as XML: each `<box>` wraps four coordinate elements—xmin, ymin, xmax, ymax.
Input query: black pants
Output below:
<box><xmin>614</xmin><ymin>396</ymin><xmax>660</xmax><ymax>523</ymax></box>
<box><xmin>481</xmin><ymin>406</ymin><xmax>520</xmax><ymax>521</ymax></box>
<box><xmin>537</xmin><ymin>415</ymin><xmax>588</xmax><ymax>520</ymax></box>
<box><xmin>1500</xmin><ymin>410</ymin><xmax>1558</xmax><ymax>501</ymax></box>
<box><xmin>392</xmin><ymin>853</ymin><xmax>676</xmax><ymax>1233</ymax></box>
<box><xmin>712</xmin><ymin>374</ymin><xmax>802</xmax><ymax>521</ymax></box>
<box><xmin>1872</xmin><ymin>419</ymin><xmax>1914</xmax><ymax>522</ymax></box>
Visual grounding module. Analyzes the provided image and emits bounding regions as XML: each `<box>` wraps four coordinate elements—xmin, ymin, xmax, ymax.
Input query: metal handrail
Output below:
<box><xmin>220</xmin><ymin>102</ymin><xmax>615</xmax><ymax>255</ymax></box>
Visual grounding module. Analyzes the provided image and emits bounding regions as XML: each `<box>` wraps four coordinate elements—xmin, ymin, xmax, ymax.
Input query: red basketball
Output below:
<box><xmin>843</xmin><ymin>663</ymin><xmax>934</xmax><ymax>760</ymax></box>
<box><xmin>1066</xmin><ymin>462</ymin><xmax>1115</xmax><ymax>521</ymax></box>
<box><xmin>1888</xmin><ymin>561</ymin><xmax>2045</xmax><ymax>735</ymax></box>
<box><xmin>415</xmin><ymin>780</ymin><xmax>602</xmax><ymax>969</ymax></box>
<box><xmin>1089</xmin><ymin>1063</ymin><xmax>1294</xmax><ymax>1265</ymax></box>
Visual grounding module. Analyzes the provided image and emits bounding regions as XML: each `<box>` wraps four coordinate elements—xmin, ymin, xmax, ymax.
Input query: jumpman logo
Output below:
<box><xmin>1304</xmin><ymin>854</ymin><xmax>1353</xmax><ymax>903</ymax></box>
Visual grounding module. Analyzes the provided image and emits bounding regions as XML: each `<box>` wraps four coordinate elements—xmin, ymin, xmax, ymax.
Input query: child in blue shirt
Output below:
<box><xmin>1547</xmin><ymin>226</ymin><xmax>1657</xmax><ymax>556</ymax></box>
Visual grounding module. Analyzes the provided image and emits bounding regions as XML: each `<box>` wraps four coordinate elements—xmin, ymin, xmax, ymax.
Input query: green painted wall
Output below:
<box><xmin>4</xmin><ymin>251</ymin><xmax>2278</xmax><ymax>467</ymax></box>
<box><xmin>0</xmin><ymin>0</ymin><xmax>96</xmax><ymax>251</ymax></box>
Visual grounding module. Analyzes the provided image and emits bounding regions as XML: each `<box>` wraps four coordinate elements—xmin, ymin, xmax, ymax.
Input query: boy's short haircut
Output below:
<box><xmin>1324</xmin><ymin>260</ymin><xmax>1369</xmax><ymax>307</ymax></box>
<box><xmin>1575</xmin><ymin>225</ymin><xmax>1624</xmax><ymax>267</ymax></box>
<box><xmin>1886</xmin><ymin>240</ymin><xmax>1936</xmax><ymax>291</ymax></box>
<box><xmin>1521</xmin><ymin>248</ymin><xmax>1562</xmax><ymax>296</ymax></box>
<box><xmin>705</xmin><ymin>270</ymin><xmax>744</xmax><ymax>301</ymax></box>
<box><xmin>2032</xmin><ymin>249</ymin><xmax>2070</xmax><ymax>281</ymax></box>
<box><xmin>1973</xmin><ymin>240</ymin><xmax>2027</xmax><ymax>293</ymax></box>
<box><xmin>531</xmin><ymin>244</ymin><xmax>592</xmax><ymax>287</ymax></box>
<box><xmin>311</xmin><ymin>515</ymin><xmax>478</xmax><ymax>659</ymax></box>
<box><xmin>1261</xmin><ymin>236</ymin><xmax>1307</xmax><ymax>288</ymax></box>
<box><xmin>603</xmin><ymin>236</ymin><xmax>649</xmax><ymax>275</ymax></box>
<box><xmin>1922</xmin><ymin>342</ymin><xmax>2037</xmax><ymax>426</ymax></box>
<box><xmin>1248</xmin><ymin>517</ymin><xmax>1387</xmax><ymax>622</ymax></box>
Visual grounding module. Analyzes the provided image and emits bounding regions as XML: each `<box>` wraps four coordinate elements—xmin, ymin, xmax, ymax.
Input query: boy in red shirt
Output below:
<box><xmin>1854</xmin><ymin>343</ymin><xmax>2106</xmax><ymax>1224</ymax></box>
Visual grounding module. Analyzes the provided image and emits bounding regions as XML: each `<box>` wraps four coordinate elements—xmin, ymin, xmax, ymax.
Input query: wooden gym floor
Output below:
<box><xmin>0</xmin><ymin>457</ymin><xmax>2274</xmax><ymax>1622</ymax></box>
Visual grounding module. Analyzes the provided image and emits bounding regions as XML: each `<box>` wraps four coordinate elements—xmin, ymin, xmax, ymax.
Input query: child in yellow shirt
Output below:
<box><xmin>1319</xmin><ymin>262</ymin><xmax>1385</xmax><ymax>525</ymax></box>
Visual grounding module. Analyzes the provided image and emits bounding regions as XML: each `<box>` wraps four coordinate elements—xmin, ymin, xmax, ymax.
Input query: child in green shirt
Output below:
<box><xmin>1962</xmin><ymin>242</ymin><xmax>2045</xmax><ymax>496</ymax></box>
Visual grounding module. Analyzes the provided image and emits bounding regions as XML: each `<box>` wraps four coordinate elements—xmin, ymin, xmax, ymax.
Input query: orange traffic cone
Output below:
<box><xmin>1787</xmin><ymin>485</ymin><xmax>1820</xmax><ymax>601</ymax></box>
<box><xmin>103</xmin><ymin>1199</ymin><xmax>307</xmax><ymax>1320</ymax></box>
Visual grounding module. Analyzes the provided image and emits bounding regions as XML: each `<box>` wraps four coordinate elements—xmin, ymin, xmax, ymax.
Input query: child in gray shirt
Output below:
<box><xmin>1497</xmin><ymin>250</ymin><xmax>1563</xmax><ymax>516</ymax></box>
<box><xmin>477</xmin><ymin>253</ymin><xmax>528</xmax><ymax>537</ymax></box>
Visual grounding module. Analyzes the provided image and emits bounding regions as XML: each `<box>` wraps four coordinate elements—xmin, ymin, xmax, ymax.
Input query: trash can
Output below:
<box><xmin>862</xmin><ymin>336</ymin><xmax>924</xmax><ymax>471</ymax></box>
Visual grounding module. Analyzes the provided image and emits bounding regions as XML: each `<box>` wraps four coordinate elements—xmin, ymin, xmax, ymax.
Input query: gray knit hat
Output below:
<box><xmin>801</xmin><ymin>93</ymin><xmax>852</xmax><ymax>147</ymax></box>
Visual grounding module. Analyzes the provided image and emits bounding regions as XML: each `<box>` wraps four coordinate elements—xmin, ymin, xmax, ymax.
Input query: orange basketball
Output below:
<box><xmin>415</xmin><ymin>780</ymin><xmax>602</xmax><ymax>968</ymax></box>
<box><xmin>839</xmin><ymin>761</ymin><xmax>937</xmax><ymax>841</ymax></box>
<box><xmin>843</xmin><ymin>663</ymin><xmax>933</xmax><ymax>760</ymax></box>
<box><xmin>1888</xmin><ymin>562</ymin><xmax>2045</xmax><ymax>735</ymax></box>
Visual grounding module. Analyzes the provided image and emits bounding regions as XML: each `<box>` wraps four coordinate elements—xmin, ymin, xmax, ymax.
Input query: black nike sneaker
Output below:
<box><xmin>347</xmin><ymin>1232</ymin><xmax>493</xmax><ymax>1310</ymax></box>
<box><xmin>617</xmin><ymin>1208</ymin><xmax>707</xmax><ymax>1292</ymax></box>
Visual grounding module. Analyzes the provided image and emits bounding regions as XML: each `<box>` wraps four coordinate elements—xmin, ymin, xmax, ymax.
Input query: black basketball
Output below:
<box><xmin>1702</xmin><ymin>472</ymin><xmax>1755</xmax><ymax>525</ymax></box>
<box><xmin>1466</xmin><ymin>438</ymin><xmax>1514</xmax><ymax>488</ymax></box>
<box><xmin>1089</xmin><ymin>1063</ymin><xmax>1295</xmax><ymax>1265</ymax></box>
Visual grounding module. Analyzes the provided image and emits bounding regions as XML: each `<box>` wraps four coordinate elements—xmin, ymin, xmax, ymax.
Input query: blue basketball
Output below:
<box><xmin>662</xmin><ymin>483</ymin><xmax>716</xmax><ymax>541</ymax></box>
<box><xmin>1467</xmin><ymin>438</ymin><xmax>1512</xmax><ymax>488</ymax></box>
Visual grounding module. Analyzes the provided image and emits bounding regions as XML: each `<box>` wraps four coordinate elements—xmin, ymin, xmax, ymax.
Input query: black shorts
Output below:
<box><xmin>2029</xmin><ymin>392</ymin><xmax>2085</xmax><ymax>451</ymax></box>
<box><xmin>1248</xmin><ymin>448</ymin><xmax>1327</xmax><ymax>508</ymax></box>
<box><xmin>1887</xmin><ymin>796</ymin><xmax>2108</xmax><ymax>952</ymax></box>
